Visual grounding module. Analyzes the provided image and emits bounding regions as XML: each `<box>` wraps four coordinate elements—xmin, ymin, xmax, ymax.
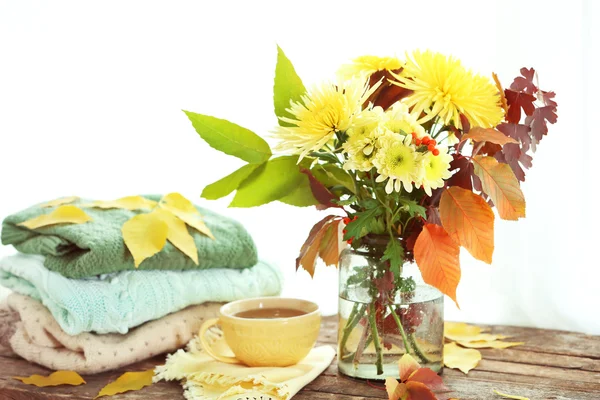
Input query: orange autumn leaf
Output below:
<box><xmin>296</xmin><ymin>216</ymin><xmax>343</xmax><ymax>277</ymax></box>
<box><xmin>385</xmin><ymin>377</ymin><xmax>407</xmax><ymax>400</ymax></box>
<box><xmin>472</xmin><ymin>156</ymin><xmax>526</xmax><ymax>220</ymax></box>
<box><xmin>440</xmin><ymin>187</ymin><xmax>495</xmax><ymax>264</ymax></box>
<box><xmin>405</xmin><ymin>381</ymin><xmax>438</xmax><ymax>400</ymax></box>
<box><xmin>414</xmin><ymin>224</ymin><xmax>461</xmax><ymax>306</ymax></box>
<box><xmin>399</xmin><ymin>353</ymin><xmax>421</xmax><ymax>381</ymax></box>
<box><xmin>95</xmin><ymin>369</ymin><xmax>154</xmax><ymax>399</ymax></box>
<box><xmin>461</xmin><ymin>127</ymin><xmax>518</xmax><ymax>146</ymax></box>
<box><xmin>13</xmin><ymin>370</ymin><xmax>86</xmax><ymax>387</ymax></box>
<box><xmin>492</xmin><ymin>72</ymin><xmax>509</xmax><ymax>114</ymax></box>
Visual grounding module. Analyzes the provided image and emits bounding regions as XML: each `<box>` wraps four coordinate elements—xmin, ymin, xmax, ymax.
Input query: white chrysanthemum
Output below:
<box><xmin>415</xmin><ymin>146</ymin><xmax>453</xmax><ymax>196</ymax></box>
<box><xmin>383</xmin><ymin>102</ymin><xmax>427</xmax><ymax>138</ymax></box>
<box><xmin>273</xmin><ymin>78</ymin><xmax>380</xmax><ymax>160</ymax></box>
<box><xmin>373</xmin><ymin>131</ymin><xmax>423</xmax><ymax>194</ymax></box>
<box><xmin>342</xmin><ymin>107</ymin><xmax>386</xmax><ymax>171</ymax></box>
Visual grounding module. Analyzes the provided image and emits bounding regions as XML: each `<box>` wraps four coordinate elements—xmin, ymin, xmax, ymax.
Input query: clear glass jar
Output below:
<box><xmin>338</xmin><ymin>235</ymin><xmax>444</xmax><ymax>380</ymax></box>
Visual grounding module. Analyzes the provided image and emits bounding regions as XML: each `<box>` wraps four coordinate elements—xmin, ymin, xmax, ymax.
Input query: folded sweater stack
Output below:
<box><xmin>0</xmin><ymin>195</ymin><xmax>283</xmax><ymax>374</ymax></box>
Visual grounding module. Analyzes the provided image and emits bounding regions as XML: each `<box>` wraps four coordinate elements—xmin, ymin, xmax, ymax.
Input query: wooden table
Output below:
<box><xmin>1</xmin><ymin>316</ymin><xmax>599</xmax><ymax>400</ymax></box>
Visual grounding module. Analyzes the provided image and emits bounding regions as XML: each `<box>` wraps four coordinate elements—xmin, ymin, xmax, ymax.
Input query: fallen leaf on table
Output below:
<box><xmin>95</xmin><ymin>370</ymin><xmax>154</xmax><ymax>399</ymax></box>
<box><xmin>493</xmin><ymin>389</ymin><xmax>530</xmax><ymax>399</ymax></box>
<box><xmin>13</xmin><ymin>370</ymin><xmax>86</xmax><ymax>387</ymax></box>
<box><xmin>456</xmin><ymin>339</ymin><xmax>524</xmax><ymax>349</ymax></box>
<box><xmin>443</xmin><ymin>342</ymin><xmax>481</xmax><ymax>374</ymax></box>
<box><xmin>81</xmin><ymin>196</ymin><xmax>157</xmax><ymax>210</ymax></box>
<box><xmin>446</xmin><ymin>333</ymin><xmax>508</xmax><ymax>342</ymax></box>
<box><xmin>444</xmin><ymin>321</ymin><xmax>496</xmax><ymax>341</ymax></box>
<box><xmin>386</xmin><ymin>354</ymin><xmax>449</xmax><ymax>400</ymax></box>
<box><xmin>151</xmin><ymin>208</ymin><xmax>199</xmax><ymax>264</ymax></box>
<box><xmin>40</xmin><ymin>196</ymin><xmax>79</xmax><ymax>208</ymax></box>
<box><xmin>159</xmin><ymin>192</ymin><xmax>214</xmax><ymax>239</ymax></box>
<box><xmin>18</xmin><ymin>205</ymin><xmax>93</xmax><ymax>229</ymax></box>
<box><xmin>122</xmin><ymin>213</ymin><xmax>168</xmax><ymax>267</ymax></box>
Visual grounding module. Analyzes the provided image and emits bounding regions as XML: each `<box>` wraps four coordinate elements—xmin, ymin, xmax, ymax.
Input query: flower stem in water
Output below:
<box><xmin>368</xmin><ymin>302</ymin><xmax>384</xmax><ymax>375</ymax></box>
<box><xmin>388</xmin><ymin>305</ymin><xmax>411</xmax><ymax>354</ymax></box>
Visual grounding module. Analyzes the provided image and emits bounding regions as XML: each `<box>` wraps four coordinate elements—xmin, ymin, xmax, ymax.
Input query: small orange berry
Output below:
<box><xmin>347</xmin><ymin>237</ymin><xmax>354</xmax><ymax>245</ymax></box>
<box><xmin>422</xmin><ymin>137</ymin><xmax>430</xmax><ymax>145</ymax></box>
<box><xmin>428</xmin><ymin>144</ymin><xmax>436</xmax><ymax>151</ymax></box>
<box><xmin>430</xmin><ymin>140</ymin><xmax>436</xmax><ymax>146</ymax></box>
<box><xmin>433</xmin><ymin>149</ymin><xmax>440</xmax><ymax>156</ymax></box>
<box><xmin>415</xmin><ymin>139</ymin><xmax>422</xmax><ymax>146</ymax></box>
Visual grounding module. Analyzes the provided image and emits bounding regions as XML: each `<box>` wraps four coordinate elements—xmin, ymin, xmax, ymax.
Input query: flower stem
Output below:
<box><xmin>388</xmin><ymin>305</ymin><xmax>411</xmax><ymax>354</ymax></box>
<box><xmin>340</xmin><ymin>303</ymin><xmax>366</xmax><ymax>357</ymax></box>
<box><xmin>409</xmin><ymin>333</ymin><xmax>433</xmax><ymax>364</ymax></box>
<box><xmin>368</xmin><ymin>302</ymin><xmax>384</xmax><ymax>375</ymax></box>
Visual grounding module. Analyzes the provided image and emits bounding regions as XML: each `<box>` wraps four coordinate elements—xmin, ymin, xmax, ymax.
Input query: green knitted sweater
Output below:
<box><xmin>1</xmin><ymin>195</ymin><xmax>258</xmax><ymax>278</ymax></box>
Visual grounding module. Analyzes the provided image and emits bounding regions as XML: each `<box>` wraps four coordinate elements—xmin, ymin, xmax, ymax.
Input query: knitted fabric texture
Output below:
<box><xmin>1</xmin><ymin>195</ymin><xmax>257</xmax><ymax>278</ymax></box>
<box><xmin>154</xmin><ymin>333</ymin><xmax>336</xmax><ymax>400</ymax></box>
<box><xmin>0</xmin><ymin>253</ymin><xmax>283</xmax><ymax>335</ymax></box>
<box><xmin>0</xmin><ymin>293</ymin><xmax>224</xmax><ymax>374</ymax></box>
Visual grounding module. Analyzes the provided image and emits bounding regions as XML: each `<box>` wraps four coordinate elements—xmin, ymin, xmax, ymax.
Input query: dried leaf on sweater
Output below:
<box><xmin>18</xmin><ymin>205</ymin><xmax>93</xmax><ymax>229</ymax></box>
<box><xmin>122</xmin><ymin>213</ymin><xmax>169</xmax><ymax>267</ymax></box>
<box><xmin>159</xmin><ymin>192</ymin><xmax>214</xmax><ymax>239</ymax></box>
<box><xmin>40</xmin><ymin>196</ymin><xmax>79</xmax><ymax>208</ymax></box>
<box><xmin>443</xmin><ymin>342</ymin><xmax>481</xmax><ymax>374</ymax></box>
<box><xmin>13</xmin><ymin>370</ymin><xmax>86</xmax><ymax>387</ymax></box>
<box><xmin>81</xmin><ymin>196</ymin><xmax>157</xmax><ymax>211</ymax></box>
<box><xmin>151</xmin><ymin>209</ymin><xmax>199</xmax><ymax>264</ymax></box>
<box><xmin>95</xmin><ymin>370</ymin><xmax>154</xmax><ymax>399</ymax></box>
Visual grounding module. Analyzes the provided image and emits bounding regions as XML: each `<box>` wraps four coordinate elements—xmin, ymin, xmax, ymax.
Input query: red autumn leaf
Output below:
<box><xmin>497</xmin><ymin>123</ymin><xmax>532</xmax><ymax>152</ymax></box>
<box><xmin>478</xmin><ymin>142</ymin><xmax>502</xmax><ymax>157</ymax></box>
<box><xmin>300</xmin><ymin>168</ymin><xmax>339</xmax><ymax>210</ymax></box>
<box><xmin>447</xmin><ymin>155</ymin><xmax>474</xmax><ymax>191</ymax></box>
<box><xmin>399</xmin><ymin>354</ymin><xmax>421</xmax><ymax>381</ymax></box>
<box><xmin>407</xmin><ymin>368</ymin><xmax>447</xmax><ymax>392</ymax></box>
<box><xmin>426</xmin><ymin>206</ymin><xmax>442</xmax><ymax>226</ymax></box>
<box><xmin>459</xmin><ymin>113</ymin><xmax>470</xmax><ymax>133</ymax></box>
<box><xmin>406</xmin><ymin>381</ymin><xmax>438</xmax><ymax>400</ymax></box>
<box><xmin>504</xmin><ymin>89</ymin><xmax>536</xmax><ymax>123</ymax></box>
<box><xmin>495</xmin><ymin>147</ymin><xmax>533</xmax><ymax>182</ymax></box>
<box><xmin>461</xmin><ymin>127</ymin><xmax>518</xmax><ymax>146</ymax></box>
<box><xmin>296</xmin><ymin>216</ymin><xmax>343</xmax><ymax>276</ymax></box>
<box><xmin>525</xmin><ymin>105</ymin><xmax>558</xmax><ymax>145</ymax></box>
<box><xmin>539</xmin><ymin>90</ymin><xmax>557</xmax><ymax>107</ymax></box>
<box><xmin>472</xmin><ymin>156</ymin><xmax>526</xmax><ymax>220</ymax></box>
<box><xmin>414</xmin><ymin>224</ymin><xmax>461</xmax><ymax>306</ymax></box>
<box><xmin>440</xmin><ymin>187</ymin><xmax>495</xmax><ymax>264</ymax></box>
<box><xmin>367</xmin><ymin>69</ymin><xmax>413</xmax><ymax>110</ymax></box>
<box><xmin>510</xmin><ymin>67</ymin><xmax>537</xmax><ymax>94</ymax></box>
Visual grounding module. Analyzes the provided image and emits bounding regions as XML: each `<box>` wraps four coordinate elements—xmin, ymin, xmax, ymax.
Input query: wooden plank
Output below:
<box><xmin>1</xmin><ymin>316</ymin><xmax>599</xmax><ymax>400</ymax></box>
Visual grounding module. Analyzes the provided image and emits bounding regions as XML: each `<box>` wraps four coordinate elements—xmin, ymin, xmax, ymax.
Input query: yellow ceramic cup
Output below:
<box><xmin>199</xmin><ymin>297</ymin><xmax>321</xmax><ymax>367</ymax></box>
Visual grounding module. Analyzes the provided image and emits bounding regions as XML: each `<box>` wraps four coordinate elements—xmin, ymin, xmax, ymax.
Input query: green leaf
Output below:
<box><xmin>333</xmin><ymin>195</ymin><xmax>357</xmax><ymax>206</ymax></box>
<box><xmin>398</xmin><ymin>198</ymin><xmax>427</xmax><ymax>219</ymax></box>
<box><xmin>279</xmin><ymin>174</ymin><xmax>319</xmax><ymax>207</ymax></box>
<box><xmin>312</xmin><ymin>164</ymin><xmax>356</xmax><ymax>194</ymax></box>
<box><xmin>201</xmin><ymin>164</ymin><xmax>263</xmax><ymax>200</ymax></box>
<box><xmin>382</xmin><ymin>239</ymin><xmax>405</xmax><ymax>278</ymax></box>
<box><xmin>230</xmin><ymin>156</ymin><xmax>304</xmax><ymax>207</ymax></box>
<box><xmin>184</xmin><ymin>111</ymin><xmax>272</xmax><ymax>164</ymax></box>
<box><xmin>274</xmin><ymin>45</ymin><xmax>306</xmax><ymax>127</ymax></box>
<box><xmin>343</xmin><ymin>206</ymin><xmax>384</xmax><ymax>240</ymax></box>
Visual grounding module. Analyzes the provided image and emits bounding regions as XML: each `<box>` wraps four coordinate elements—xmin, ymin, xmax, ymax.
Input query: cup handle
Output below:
<box><xmin>199</xmin><ymin>318</ymin><xmax>241</xmax><ymax>364</ymax></box>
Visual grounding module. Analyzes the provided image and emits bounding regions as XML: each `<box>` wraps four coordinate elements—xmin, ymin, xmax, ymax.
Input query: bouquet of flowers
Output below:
<box><xmin>185</xmin><ymin>47</ymin><xmax>557</xmax><ymax>378</ymax></box>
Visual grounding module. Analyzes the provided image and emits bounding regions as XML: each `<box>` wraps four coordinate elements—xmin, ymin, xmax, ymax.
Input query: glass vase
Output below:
<box><xmin>338</xmin><ymin>235</ymin><xmax>444</xmax><ymax>380</ymax></box>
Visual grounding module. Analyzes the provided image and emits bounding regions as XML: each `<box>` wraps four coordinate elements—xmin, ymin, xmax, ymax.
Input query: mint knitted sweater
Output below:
<box><xmin>1</xmin><ymin>196</ymin><xmax>257</xmax><ymax>278</ymax></box>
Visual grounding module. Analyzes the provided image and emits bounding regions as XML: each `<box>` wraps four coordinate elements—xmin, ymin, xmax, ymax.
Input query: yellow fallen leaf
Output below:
<box><xmin>456</xmin><ymin>340</ymin><xmax>524</xmax><ymax>349</ymax></box>
<box><xmin>493</xmin><ymin>389</ymin><xmax>529</xmax><ymax>399</ymax></box>
<box><xmin>122</xmin><ymin>213</ymin><xmax>168</xmax><ymax>267</ymax></box>
<box><xmin>151</xmin><ymin>209</ymin><xmax>199</xmax><ymax>264</ymax></box>
<box><xmin>40</xmin><ymin>196</ymin><xmax>79</xmax><ymax>208</ymax></box>
<box><xmin>18</xmin><ymin>205</ymin><xmax>93</xmax><ymax>229</ymax></box>
<box><xmin>81</xmin><ymin>196</ymin><xmax>157</xmax><ymax>211</ymax></box>
<box><xmin>444</xmin><ymin>322</ymin><xmax>495</xmax><ymax>342</ymax></box>
<box><xmin>443</xmin><ymin>342</ymin><xmax>481</xmax><ymax>374</ymax></box>
<box><xmin>95</xmin><ymin>369</ymin><xmax>154</xmax><ymax>399</ymax></box>
<box><xmin>446</xmin><ymin>333</ymin><xmax>508</xmax><ymax>342</ymax></box>
<box><xmin>159</xmin><ymin>193</ymin><xmax>214</xmax><ymax>239</ymax></box>
<box><xmin>13</xmin><ymin>370</ymin><xmax>86</xmax><ymax>387</ymax></box>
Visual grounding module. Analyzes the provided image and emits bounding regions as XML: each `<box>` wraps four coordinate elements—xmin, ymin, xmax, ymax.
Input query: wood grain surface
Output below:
<box><xmin>1</xmin><ymin>316</ymin><xmax>598</xmax><ymax>400</ymax></box>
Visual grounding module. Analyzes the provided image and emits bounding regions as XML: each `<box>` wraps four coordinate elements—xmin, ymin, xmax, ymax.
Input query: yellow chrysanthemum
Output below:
<box><xmin>390</xmin><ymin>50</ymin><xmax>504</xmax><ymax>129</ymax></box>
<box><xmin>383</xmin><ymin>102</ymin><xmax>427</xmax><ymax>138</ymax></box>
<box><xmin>343</xmin><ymin>107</ymin><xmax>385</xmax><ymax>171</ymax></box>
<box><xmin>274</xmin><ymin>78</ymin><xmax>379</xmax><ymax>160</ymax></box>
<box><xmin>373</xmin><ymin>132</ymin><xmax>422</xmax><ymax>194</ymax></box>
<box><xmin>416</xmin><ymin>146</ymin><xmax>453</xmax><ymax>196</ymax></box>
<box><xmin>338</xmin><ymin>55</ymin><xmax>403</xmax><ymax>80</ymax></box>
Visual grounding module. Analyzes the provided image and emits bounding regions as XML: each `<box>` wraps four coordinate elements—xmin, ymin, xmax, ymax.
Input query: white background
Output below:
<box><xmin>1</xmin><ymin>0</ymin><xmax>598</xmax><ymax>334</ymax></box>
